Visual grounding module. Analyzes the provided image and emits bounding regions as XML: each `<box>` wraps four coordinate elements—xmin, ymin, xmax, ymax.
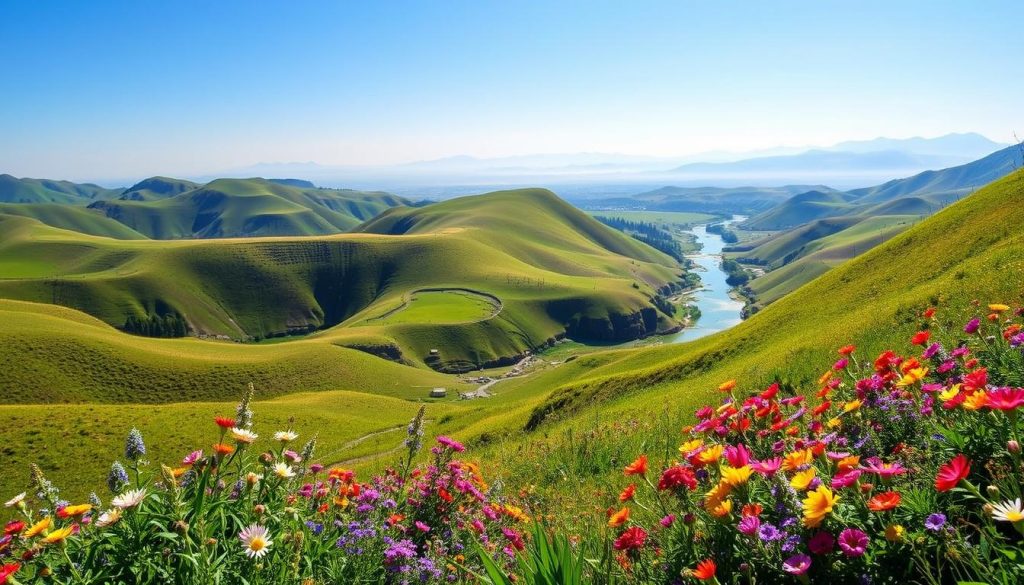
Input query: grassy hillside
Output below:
<box><xmin>599</xmin><ymin>184</ymin><xmax>829</xmax><ymax>215</ymax></box>
<box><xmin>0</xmin><ymin>203</ymin><xmax>148</xmax><ymax>239</ymax></box>
<box><xmin>0</xmin><ymin>188</ymin><xmax>684</xmax><ymax>389</ymax></box>
<box><xmin>87</xmin><ymin>178</ymin><xmax>412</xmax><ymax>238</ymax></box>
<box><xmin>0</xmin><ymin>174</ymin><xmax>121</xmax><ymax>204</ymax></box>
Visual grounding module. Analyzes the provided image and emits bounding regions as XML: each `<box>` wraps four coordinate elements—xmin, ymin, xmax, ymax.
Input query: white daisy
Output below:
<box><xmin>112</xmin><ymin>488</ymin><xmax>147</xmax><ymax>509</ymax></box>
<box><xmin>991</xmin><ymin>498</ymin><xmax>1024</xmax><ymax>522</ymax></box>
<box><xmin>239</xmin><ymin>523</ymin><xmax>272</xmax><ymax>559</ymax></box>
<box><xmin>96</xmin><ymin>508</ymin><xmax>122</xmax><ymax>527</ymax></box>
<box><xmin>273</xmin><ymin>462</ymin><xmax>296</xmax><ymax>479</ymax></box>
<box><xmin>230</xmin><ymin>428</ymin><xmax>259</xmax><ymax>444</ymax></box>
<box><xmin>4</xmin><ymin>492</ymin><xmax>26</xmax><ymax>507</ymax></box>
<box><xmin>274</xmin><ymin>430</ymin><xmax>298</xmax><ymax>443</ymax></box>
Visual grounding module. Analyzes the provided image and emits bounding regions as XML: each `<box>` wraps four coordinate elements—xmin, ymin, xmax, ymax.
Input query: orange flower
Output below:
<box><xmin>624</xmin><ymin>455</ymin><xmax>648</xmax><ymax>476</ymax></box>
<box><xmin>742</xmin><ymin>503</ymin><xmax>763</xmax><ymax>517</ymax></box>
<box><xmin>718</xmin><ymin>380</ymin><xmax>737</xmax><ymax>393</ymax></box>
<box><xmin>838</xmin><ymin>344</ymin><xmax>856</xmax><ymax>356</ymax></box>
<box><xmin>608</xmin><ymin>506</ymin><xmax>630</xmax><ymax>527</ymax></box>
<box><xmin>618</xmin><ymin>484</ymin><xmax>636</xmax><ymax>502</ymax></box>
<box><xmin>867</xmin><ymin>491</ymin><xmax>901</xmax><ymax>512</ymax></box>
<box><xmin>837</xmin><ymin>455</ymin><xmax>860</xmax><ymax>471</ymax></box>
<box><xmin>214</xmin><ymin>416</ymin><xmax>236</xmax><ymax>429</ymax></box>
<box><xmin>693</xmin><ymin>558</ymin><xmax>716</xmax><ymax>580</ymax></box>
<box><xmin>783</xmin><ymin>449</ymin><xmax>814</xmax><ymax>471</ymax></box>
<box><xmin>57</xmin><ymin>504</ymin><xmax>91</xmax><ymax>519</ymax></box>
<box><xmin>212</xmin><ymin>443</ymin><xmax>235</xmax><ymax>456</ymax></box>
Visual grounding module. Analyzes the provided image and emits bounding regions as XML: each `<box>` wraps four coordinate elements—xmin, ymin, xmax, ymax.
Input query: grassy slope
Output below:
<box><xmin>0</xmin><ymin>188</ymin><xmax>682</xmax><ymax>395</ymax></box>
<box><xmin>0</xmin><ymin>174</ymin><xmax>121</xmax><ymax>204</ymax></box>
<box><xmin>0</xmin><ymin>204</ymin><xmax>148</xmax><ymax>239</ymax></box>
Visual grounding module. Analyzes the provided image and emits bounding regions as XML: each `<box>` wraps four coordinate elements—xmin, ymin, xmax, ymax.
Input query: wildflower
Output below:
<box><xmin>989</xmin><ymin>303</ymin><xmax>1011</xmax><ymax>312</ymax></box>
<box><xmin>923</xmin><ymin>307</ymin><xmax>936</xmax><ymax>318</ymax></box>
<box><xmin>679</xmin><ymin>439</ymin><xmax>703</xmax><ymax>455</ymax></box>
<box><xmin>95</xmin><ymin>509</ymin><xmax>122</xmax><ymax>528</ymax></box>
<box><xmin>214</xmin><ymin>416</ymin><xmax>235</xmax><ymax>429</ymax></box>
<box><xmin>24</xmin><ymin>517</ymin><xmax>50</xmax><ymax>537</ymax></box>
<box><xmin>802</xmin><ymin>486</ymin><xmax>839</xmax><ymax>528</ymax></box>
<box><xmin>925</xmin><ymin>513</ymin><xmax>946</xmax><ymax>531</ymax></box>
<box><xmin>963</xmin><ymin>391</ymin><xmax>988</xmax><ymax>410</ymax></box>
<box><xmin>986</xmin><ymin>388</ymin><xmax>1024</xmax><ymax>410</ymax></box>
<box><xmin>273</xmin><ymin>463</ymin><xmax>296</xmax><ymax>479</ymax></box>
<box><xmin>124</xmin><ymin>428</ymin><xmax>146</xmax><ymax>461</ymax></box>
<box><xmin>790</xmin><ymin>468</ymin><xmax>816</xmax><ymax>491</ymax></box>
<box><xmin>710</xmin><ymin>499</ymin><xmax>733</xmax><ymax>518</ymax></box>
<box><xmin>759</xmin><ymin>523</ymin><xmax>783</xmax><ymax>542</ymax></box>
<box><xmin>41</xmin><ymin>526</ymin><xmax>74</xmax><ymax>545</ymax></box>
<box><xmin>867</xmin><ymin>491</ymin><xmax>901</xmax><ymax>511</ymax></box>
<box><xmin>112</xmin><ymin>488</ymin><xmax>146</xmax><ymax>509</ymax></box>
<box><xmin>742</xmin><ymin>503</ymin><xmax>763</xmax><ymax>516</ymax></box>
<box><xmin>415</xmin><ymin>521</ymin><xmax>431</xmax><ymax>532</ymax></box>
<box><xmin>808</xmin><ymin>531</ymin><xmax>834</xmax><ymax>555</ymax></box>
<box><xmin>935</xmin><ymin>454</ymin><xmax>971</xmax><ymax>492</ymax></box>
<box><xmin>624</xmin><ymin>455</ymin><xmax>648</xmax><ymax>476</ymax></box>
<box><xmin>842</xmin><ymin>399</ymin><xmax>862</xmax><ymax>413</ymax></box>
<box><xmin>724</xmin><ymin>443</ymin><xmax>751</xmax><ymax>467</ymax></box>
<box><xmin>107</xmin><ymin>461</ymin><xmax>129</xmax><ymax>494</ymax></box>
<box><xmin>230</xmin><ymin>428</ymin><xmax>258</xmax><ymax>444</ymax></box>
<box><xmin>0</xmin><ymin>563</ymin><xmax>20</xmax><ymax>584</ymax></box>
<box><xmin>861</xmin><ymin>458</ymin><xmax>908</xmax><ymax>478</ymax></box>
<box><xmin>182</xmin><ymin>450</ymin><xmax>203</xmax><ymax>466</ymax></box>
<box><xmin>238</xmin><ymin>523</ymin><xmax>272</xmax><ymax>559</ymax></box>
<box><xmin>831</xmin><ymin>468</ymin><xmax>862</xmax><ymax>489</ymax></box>
<box><xmin>838</xmin><ymin>528</ymin><xmax>869</xmax><ymax>557</ymax></box>
<box><xmin>613</xmin><ymin>526</ymin><xmax>646</xmax><ymax>551</ymax></box>
<box><xmin>695</xmin><ymin>444</ymin><xmax>724</xmax><ymax>466</ymax></box>
<box><xmin>885</xmin><ymin>524</ymin><xmax>905</xmax><ymax>542</ymax></box>
<box><xmin>502</xmin><ymin>527</ymin><xmax>525</xmax><ymax>551</ymax></box>
<box><xmin>720</xmin><ymin>465</ymin><xmax>753</xmax><ymax>487</ymax></box>
<box><xmin>3</xmin><ymin>493</ymin><xmax>25</xmax><ymax>508</ymax></box>
<box><xmin>436</xmin><ymin>436</ymin><xmax>465</xmax><ymax>452</ymax></box>
<box><xmin>618</xmin><ymin>484</ymin><xmax>636</xmax><ymax>502</ymax></box>
<box><xmin>783</xmin><ymin>553</ymin><xmax>811</xmax><ymax>576</ymax></box>
<box><xmin>991</xmin><ymin>499</ymin><xmax>1024</xmax><ymax>523</ymax></box>
<box><xmin>751</xmin><ymin>457</ymin><xmax>782</xmax><ymax>476</ymax></box>
<box><xmin>911</xmin><ymin>331</ymin><xmax>931</xmax><ymax>346</ymax></box>
<box><xmin>608</xmin><ymin>507</ymin><xmax>630</xmax><ymax>527</ymax></box>
<box><xmin>782</xmin><ymin>449</ymin><xmax>813</xmax><ymax>471</ymax></box>
<box><xmin>274</xmin><ymin>430</ymin><xmax>298</xmax><ymax>442</ymax></box>
<box><xmin>693</xmin><ymin>558</ymin><xmax>716</xmax><ymax>580</ymax></box>
<box><xmin>964</xmin><ymin>317</ymin><xmax>981</xmax><ymax>334</ymax></box>
<box><xmin>57</xmin><ymin>503</ymin><xmax>91</xmax><ymax>518</ymax></box>
<box><xmin>213</xmin><ymin>443</ymin><xmax>235</xmax><ymax>456</ymax></box>
<box><xmin>737</xmin><ymin>515</ymin><xmax>760</xmax><ymax>536</ymax></box>
<box><xmin>660</xmin><ymin>514</ymin><xmax>675</xmax><ymax>527</ymax></box>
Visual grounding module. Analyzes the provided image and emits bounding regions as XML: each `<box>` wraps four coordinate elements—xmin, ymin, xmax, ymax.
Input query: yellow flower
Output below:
<box><xmin>503</xmin><ymin>504</ymin><xmax>530</xmax><ymax>523</ymax></box>
<box><xmin>696</xmin><ymin>444</ymin><xmax>724</xmax><ymax>465</ymax></box>
<box><xmin>963</xmin><ymin>391</ymin><xmax>988</xmax><ymax>411</ymax></box>
<box><xmin>790</xmin><ymin>468</ymin><xmax>817</xmax><ymax>491</ymax></box>
<box><xmin>42</xmin><ymin>526</ymin><xmax>74</xmax><ymax>545</ymax></box>
<box><xmin>826</xmin><ymin>417</ymin><xmax>842</xmax><ymax>429</ymax></box>
<box><xmin>885</xmin><ymin>524</ymin><xmax>905</xmax><ymax>542</ymax></box>
<box><xmin>896</xmin><ymin>367</ymin><xmax>929</xmax><ymax>387</ymax></box>
<box><xmin>720</xmin><ymin>465</ymin><xmax>753</xmax><ymax>487</ymax></box>
<box><xmin>59</xmin><ymin>503</ymin><xmax>92</xmax><ymax>518</ymax></box>
<box><xmin>842</xmin><ymin>400</ymin><xmax>862</xmax><ymax>413</ymax></box>
<box><xmin>704</xmin><ymin>480</ymin><xmax>733</xmax><ymax>509</ymax></box>
<box><xmin>783</xmin><ymin>449</ymin><xmax>813</xmax><ymax>471</ymax></box>
<box><xmin>709</xmin><ymin>498</ymin><xmax>733</xmax><ymax>518</ymax></box>
<box><xmin>679</xmin><ymin>439</ymin><xmax>703</xmax><ymax>455</ymax></box>
<box><xmin>802</xmin><ymin>486</ymin><xmax>839</xmax><ymax>528</ymax></box>
<box><xmin>989</xmin><ymin>304</ymin><xmax>1011</xmax><ymax>313</ymax></box>
<box><xmin>939</xmin><ymin>385</ymin><xmax>961</xmax><ymax>402</ymax></box>
<box><xmin>25</xmin><ymin>517</ymin><xmax>51</xmax><ymax>537</ymax></box>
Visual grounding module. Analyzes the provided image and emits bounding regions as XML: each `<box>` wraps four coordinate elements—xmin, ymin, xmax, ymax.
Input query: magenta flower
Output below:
<box><xmin>861</xmin><ymin>457</ymin><xmax>907</xmax><ymax>478</ymax></box>
<box><xmin>751</xmin><ymin>457</ymin><xmax>782</xmax><ymax>476</ymax></box>
<box><xmin>737</xmin><ymin>515</ymin><xmax>761</xmax><ymax>536</ymax></box>
<box><xmin>660</xmin><ymin>514</ymin><xmax>676</xmax><ymax>528</ymax></box>
<box><xmin>808</xmin><ymin>531</ymin><xmax>835</xmax><ymax>555</ymax></box>
<box><xmin>725</xmin><ymin>444</ymin><xmax>751</xmax><ymax>467</ymax></box>
<box><xmin>831</xmin><ymin>468</ymin><xmax>862</xmax><ymax>489</ymax></box>
<box><xmin>435</xmin><ymin>436</ymin><xmax>465</xmax><ymax>452</ymax></box>
<box><xmin>833</xmin><ymin>358</ymin><xmax>849</xmax><ymax>371</ymax></box>
<box><xmin>182</xmin><ymin>450</ymin><xmax>203</xmax><ymax>465</ymax></box>
<box><xmin>964</xmin><ymin>317</ymin><xmax>981</xmax><ymax>334</ymax></box>
<box><xmin>415</xmin><ymin>521</ymin><xmax>431</xmax><ymax>532</ymax></box>
<box><xmin>838</xmin><ymin>528</ymin><xmax>869</xmax><ymax>557</ymax></box>
<box><xmin>783</xmin><ymin>553</ymin><xmax>812</xmax><ymax>575</ymax></box>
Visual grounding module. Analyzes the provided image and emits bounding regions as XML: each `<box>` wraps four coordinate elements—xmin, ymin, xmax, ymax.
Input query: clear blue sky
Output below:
<box><xmin>2</xmin><ymin>1</ymin><xmax>1021</xmax><ymax>181</ymax></box>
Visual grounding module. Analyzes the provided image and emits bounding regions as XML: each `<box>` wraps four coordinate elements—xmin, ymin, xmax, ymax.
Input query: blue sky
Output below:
<box><xmin>1</xmin><ymin>1</ymin><xmax>1022</xmax><ymax>181</ymax></box>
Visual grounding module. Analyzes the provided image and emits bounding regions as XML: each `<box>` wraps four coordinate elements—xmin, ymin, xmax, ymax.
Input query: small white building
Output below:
<box><xmin>429</xmin><ymin>387</ymin><xmax>447</xmax><ymax>398</ymax></box>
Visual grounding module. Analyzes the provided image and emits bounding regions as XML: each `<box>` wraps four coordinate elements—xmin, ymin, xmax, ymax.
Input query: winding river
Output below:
<box><xmin>667</xmin><ymin>215</ymin><xmax>747</xmax><ymax>343</ymax></box>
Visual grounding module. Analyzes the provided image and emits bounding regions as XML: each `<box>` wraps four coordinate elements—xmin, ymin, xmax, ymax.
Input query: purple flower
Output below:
<box><xmin>964</xmin><ymin>317</ymin><xmax>981</xmax><ymax>334</ymax></box>
<box><xmin>838</xmin><ymin>528</ymin><xmax>869</xmax><ymax>557</ymax></box>
<box><xmin>925</xmin><ymin>513</ymin><xmax>946</xmax><ymax>531</ymax></box>
<box><xmin>808</xmin><ymin>531</ymin><xmax>834</xmax><ymax>555</ymax></box>
<box><xmin>759</xmin><ymin>523</ymin><xmax>783</xmax><ymax>542</ymax></box>
<box><xmin>923</xmin><ymin>343</ymin><xmax>942</xmax><ymax>359</ymax></box>
<box><xmin>737</xmin><ymin>515</ymin><xmax>760</xmax><ymax>536</ymax></box>
<box><xmin>783</xmin><ymin>553</ymin><xmax>812</xmax><ymax>575</ymax></box>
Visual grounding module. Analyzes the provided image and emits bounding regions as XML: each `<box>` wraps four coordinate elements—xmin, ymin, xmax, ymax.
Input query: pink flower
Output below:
<box><xmin>725</xmin><ymin>444</ymin><xmax>751</xmax><ymax>467</ymax></box>
<box><xmin>750</xmin><ymin>457</ymin><xmax>782</xmax><ymax>477</ymax></box>
<box><xmin>808</xmin><ymin>531</ymin><xmax>834</xmax><ymax>555</ymax></box>
<box><xmin>833</xmin><ymin>358</ymin><xmax>849</xmax><ymax>371</ymax></box>
<box><xmin>838</xmin><ymin>528</ymin><xmax>869</xmax><ymax>557</ymax></box>
<box><xmin>986</xmin><ymin>388</ymin><xmax>1024</xmax><ymax>411</ymax></box>
<box><xmin>737</xmin><ymin>515</ymin><xmax>760</xmax><ymax>536</ymax></box>
<box><xmin>415</xmin><ymin>521</ymin><xmax>430</xmax><ymax>533</ymax></box>
<box><xmin>831</xmin><ymin>468</ymin><xmax>862</xmax><ymax>489</ymax></box>
<box><xmin>860</xmin><ymin>457</ymin><xmax>907</xmax><ymax>478</ymax></box>
<box><xmin>436</xmin><ymin>436</ymin><xmax>465</xmax><ymax>452</ymax></box>
<box><xmin>660</xmin><ymin>514</ymin><xmax>675</xmax><ymax>528</ymax></box>
<box><xmin>182</xmin><ymin>450</ymin><xmax>203</xmax><ymax>466</ymax></box>
<box><xmin>783</xmin><ymin>553</ymin><xmax>811</xmax><ymax>575</ymax></box>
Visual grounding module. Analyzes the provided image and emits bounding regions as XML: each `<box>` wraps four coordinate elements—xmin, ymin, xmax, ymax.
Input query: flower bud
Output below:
<box><xmin>254</xmin><ymin>504</ymin><xmax>266</xmax><ymax>516</ymax></box>
<box><xmin>983</xmin><ymin>503</ymin><xmax>995</xmax><ymax>516</ymax></box>
<box><xmin>987</xmin><ymin>485</ymin><xmax>1001</xmax><ymax>497</ymax></box>
<box><xmin>1009</xmin><ymin>440</ymin><xmax>1020</xmax><ymax>454</ymax></box>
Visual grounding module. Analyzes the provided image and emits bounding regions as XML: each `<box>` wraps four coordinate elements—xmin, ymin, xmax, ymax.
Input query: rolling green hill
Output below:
<box><xmin>87</xmin><ymin>178</ymin><xmax>412</xmax><ymax>238</ymax></box>
<box><xmin>0</xmin><ymin>203</ymin><xmax>148</xmax><ymax>239</ymax></box>
<box><xmin>0</xmin><ymin>174</ymin><xmax>121</xmax><ymax>204</ymax></box>
<box><xmin>0</xmin><ymin>188</ymin><xmax>684</xmax><ymax>387</ymax></box>
<box><xmin>118</xmin><ymin>176</ymin><xmax>200</xmax><ymax>201</ymax></box>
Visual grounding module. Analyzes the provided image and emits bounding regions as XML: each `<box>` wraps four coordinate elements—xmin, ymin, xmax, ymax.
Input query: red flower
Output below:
<box><xmin>761</xmin><ymin>383</ymin><xmax>780</xmax><ymax>400</ymax></box>
<box><xmin>962</xmin><ymin>368</ymin><xmax>988</xmax><ymax>392</ymax></box>
<box><xmin>657</xmin><ymin>466</ymin><xmax>697</xmax><ymax>491</ymax></box>
<box><xmin>437</xmin><ymin>487</ymin><xmax>453</xmax><ymax>503</ymax></box>
<box><xmin>874</xmin><ymin>350</ymin><xmax>900</xmax><ymax>372</ymax></box>
<box><xmin>923</xmin><ymin>307</ymin><xmax>936</xmax><ymax>319</ymax></box>
<box><xmin>624</xmin><ymin>455</ymin><xmax>648</xmax><ymax>476</ymax></box>
<box><xmin>867</xmin><ymin>491</ymin><xmax>901</xmax><ymax>511</ymax></box>
<box><xmin>986</xmin><ymin>387</ymin><xmax>1024</xmax><ymax>411</ymax></box>
<box><xmin>214</xmin><ymin>417</ymin><xmax>235</xmax><ymax>429</ymax></box>
<box><xmin>613</xmin><ymin>526</ymin><xmax>647</xmax><ymax>551</ymax></box>
<box><xmin>3</xmin><ymin>521</ymin><xmax>25</xmax><ymax>536</ymax></box>
<box><xmin>935</xmin><ymin>454</ymin><xmax>971</xmax><ymax>492</ymax></box>
<box><xmin>838</xmin><ymin>344</ymin><xmax>856</xmax><ymax>356</ymax></box>
<box><xmin>693</xmin><ymin>558</ymin><xmax>717</xmax><ymax>580</ymax></box>
<box><xmin>0</xmin><ymin>563</ymin><xmax>20</xmax><ymax>584</ymax></box>
<box><xmin>618</xmin><ymin>484</ymin><xmax>636</xmax><ymax>502</ymax></box>
<box><xmin>911</xmin><ymin>331</ymin><xmax>931</xmax><ymax>346</ymax></box>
